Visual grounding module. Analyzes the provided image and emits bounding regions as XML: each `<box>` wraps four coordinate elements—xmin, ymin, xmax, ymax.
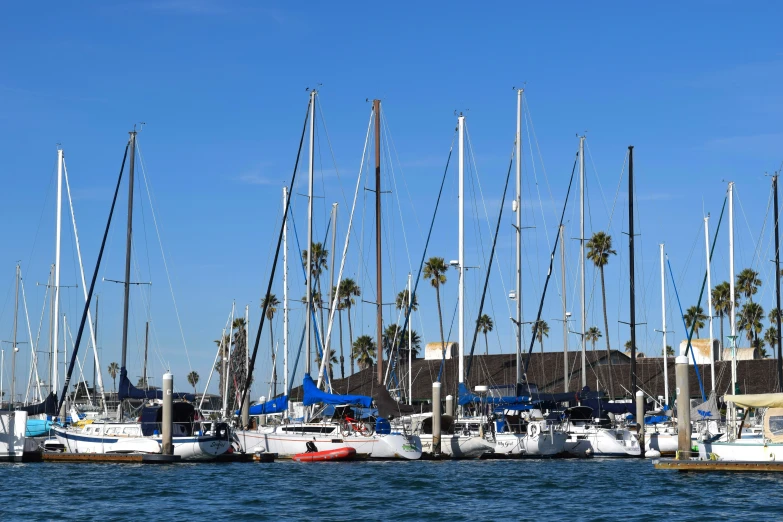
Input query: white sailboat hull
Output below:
<box><xmin>564</xmin><ymin>427</ymin><xmax>641</xmax><ymax>457</ymax></box>
<box><xmin>645</xmin><ymin>429</ymin><xmax>679</xmax><ymax>456</ymax></box>
<box><xmin>417</xmin><ymin>433</ymin><xmax>494</xmax><ymax>459</ymax></box>
<box><xmin>0</xmin><ymin>411</ymin><xmax>27</xmax><ymax>461</ymax></box>
<box><xmin>699</xmin><ymin>438</ymin><xmax>783</xmax><ymax>462</ymax></box>
<box><xmin>236</xmin><ymin>424</ymin><xmax>422</xmax><ymax>460</ymax></box>
<box><xmin>52</xmin><ymin>423</ymin><xmax>230</xmax><ymax>460</ymax></box>
<box><xmin>492</xmin><ymin>429</ymin><xmax>567</xmax><ymax>456</ymax></box>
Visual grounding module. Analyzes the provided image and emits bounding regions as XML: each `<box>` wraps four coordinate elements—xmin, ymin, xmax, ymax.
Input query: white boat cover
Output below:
<box><xmin>724</xmin><ymin>393</ymin><xmax>783</xmax><ymax>408</ymax></box>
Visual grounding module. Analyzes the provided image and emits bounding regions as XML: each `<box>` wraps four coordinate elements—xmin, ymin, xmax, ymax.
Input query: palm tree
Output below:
<box><xmin>477</xmin><ymin>314</ymin><xmax>494</xmax><ymax>355</ymax></box>
<box><xmin>338</xmin><ymin>278</ymin><xmax>361</xmax><ymax>375</ymax></box>
<box><xmin>424</xmin><ymin>257</ymin><xmax>449</xmax><ymax>366</ymax></box>
<box><xmin>585</xmin><ymin>326</ymin><xmax>602</xmax><ymax>352</ymax></box>
<box><xmin>736</xmin><ymin>268</ymin><xmax>761</xmax><ymax>303</ymax></box>
<box><xmin>303</xmin><ymin>242</ymin><xmax>329</xmax><ymax>361</ymax></box>
<box><xmin>382</xmin><ymin>324</ymin><xmax>422</xmax><ymax>363</ymax></box>
<box><xmin>666</xmin><ymin>345</ymin><xmax>674</xmax><ymax>356</ymax></box>
<box><xmin>586</xmin><ymin>231</ymin><xmax>617</xmax><ymax>398</ymax></box>
<box><xmin>769</xmin><ymin>307</ymin><xmax>781</xmax><ymax>325</ymax></box>
<box><xmin>395</xmin><ymin>289</ymin><xmax>419</xmax><ymax>312</ymax></box>
<box><xmin>315</xmin><ymin>348</ymin><xmax>339</xmax><ymax>380</ymax></box>
<box><xmin>261</xmin><ymin>294</ymin><xmax>280</xmax><ymax>396</ymax></box>
<box><xmin>333</xmin><ymin>286</ymin><xmax>346</xmax><ymax>380</ymax></box>
<box><xmin>214</xmin><ymin>334</ymin><xmax>231</xmax><ymax>401</ymax></box>
<box><xmin>738</xmin><ymin>301</ymin><xmax>765</xmax><ymax>347</ymax></box>
<box><xmin>108</xmin><ymin>362</ymin><xmax>119</xmax><ymax>393</ymax></box>
<box><xmin>532</xmin><ymin>319</ymin><xmax>549</xmax><ymax>355</ymax></box>
<box><xmin>352</xmin><ymin>335</ymin><xmax>376</xmax><ymax>370</ymax></box>
<box><xmin>764</xmin><ymin>326</ymin><xmax>778</xmax><ymax>352</ymax></box>
<box><xmin>683</xmin><ymin>305</ymin><xmax>707</xmax><ymax>339</ymax></box>
<box><xmin>712</xmin><ymin>281</ymin><xmax>731</xmax><ymax>357</ymax></box>
<box><xmin>187</xmin><ymin>371</ymin><xmax>200</xmax><ymax>394</ymax></box>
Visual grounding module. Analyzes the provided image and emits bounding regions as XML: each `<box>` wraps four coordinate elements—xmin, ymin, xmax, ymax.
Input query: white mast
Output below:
<box><xmin>305</xmin><ymin>90</ymin><xmax>315</xmax><ymax>377</ymax></box>
<box><xmin>408</xmin><ymin>272</ymin><xmax>413</xmax><ymax>405</ymax></box>
<box><xmin>11</xmin><ymin>264</ymin><xmax>19</xmax><ymax>407</ymax></box>
<box><xmin>560</xmin><ymin>225</ymin><xmax>568</xmax><ymax>392</ymax></box>
<box><xmin>579</xmin><ymin>136</ymin><xmax>587</xmax><ymax>388</ymax></box>
<box><xmin>705</xmin><ymin>215</ymin><xmax>715</xmax><ymax>393</ymax></box>
<box><xmin>0</xmin><ymin>349</ymin><xmax>4</xmax><ymax>408</ymax></box>
<box><xmin>53</xmin><ymin>148</ymin><xmax>63</xmax><ymax>397</ymax></box>
<box><xmin>62</xmin><ymin>158</ymin><xmax>107</xmax><ymax>413</ymax></box>
<box><xmin>458</xmin><ymin>113</ymin><xmax>465</xmax><ymax>387</ymax></box>
<box><xmin>283</xmin><ymin>186</ymin><xmax>289</xmax><ymax>396</ymax></box>
<box><xmin>729</xmin><ymin>182</ymin><xmax>737</xmax><ymax>403</ymax></box>
<box><xmin>515</xmin><ymin>89</ymin><xmax>523</xmax><ymax>387</ymax></box>
<box><xmin>660</xmin><ymin>243</ymin><xmax>669</xmax><ymax>406</ymax></box>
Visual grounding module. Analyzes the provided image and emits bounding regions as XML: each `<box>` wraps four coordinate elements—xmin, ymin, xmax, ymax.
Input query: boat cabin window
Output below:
<box><xmin>769</xmin><ymin>416</ymin><xmax>783</xmax><ymax>436</ymax></box>
<box><xmin>106</xmin><ymin>427</ymin><xmax>117</xmax><ymax>435</ymax></box>
<box><xmin>281</xmin><ymin>426</ymin><xmax>336</xmax><ymax>434</ymax></box>
<box><xmin>123</xmin><ymin>427</ymin><xmax>139</xmax><ymax>436</ymax></box>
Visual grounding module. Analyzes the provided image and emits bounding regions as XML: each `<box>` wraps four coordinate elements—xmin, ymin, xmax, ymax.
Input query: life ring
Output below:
<box><xmin>529</xmin><ymin>424</ymin><xmax>539</xmax><ymax>438</ymax></box>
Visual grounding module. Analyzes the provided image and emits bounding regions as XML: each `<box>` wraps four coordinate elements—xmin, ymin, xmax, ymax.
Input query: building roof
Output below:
<box><xmin>287</xmin><ymin>351</ymin><xmax>783</xmax><ymax>402</ymax></box>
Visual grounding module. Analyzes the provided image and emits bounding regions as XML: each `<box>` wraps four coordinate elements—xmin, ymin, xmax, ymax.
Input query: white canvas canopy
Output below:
<box><xmin>724</xmin><ymin>393</ymin><xmax>783</xmax><ymax>409</ymax></box>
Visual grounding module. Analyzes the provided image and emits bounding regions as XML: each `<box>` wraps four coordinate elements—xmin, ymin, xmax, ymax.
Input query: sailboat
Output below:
<box><xmin>234</xmin><ymin>93</ymin><xmax>421</xmax><ymax>460</ymax></box>
<box><xmin>559</xmin><ymin>143</ymin><xmax>641</xmax><ymax>458</ymax></box>
<box><xmin>698</xmin><ymin>176</ymin><xmax>783</xmax><ymax>461</ymax></box>
<box><xmin>446</xmin><ymin>97</ymin><xmax>567</xmax><ymax>457</ymax></box>
<box><xmin>51</xmin><ymin>132</ymin><xmax>230</xmax><ymax>459</ymax></box>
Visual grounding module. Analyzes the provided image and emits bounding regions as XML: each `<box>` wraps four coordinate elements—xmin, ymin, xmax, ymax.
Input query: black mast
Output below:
<box><xmin>628</xmin><ymin>145</ymin><xmax>637</xmax><ymax>394</ymax></box>
<box><xmin>118</xmin><ymin>130</ymin><xmax>136</xmax><ymax>414</ymax></box>
<box><xmin>775</xmin><ymin>174</ymin><xmax>783</xmax><ymax>391</ymax></box>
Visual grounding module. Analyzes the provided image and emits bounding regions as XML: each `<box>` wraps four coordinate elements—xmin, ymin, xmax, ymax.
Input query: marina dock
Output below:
<box><xmin>653</xmin><ymin>459</ymin><xmax>783</xmax><ymax>472</ymax></box>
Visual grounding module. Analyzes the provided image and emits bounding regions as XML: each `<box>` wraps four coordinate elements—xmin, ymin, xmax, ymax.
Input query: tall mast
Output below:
<box><xmin>11</xmin><ymin>264</ymin><xmax>19</xmax><ymax>407</ymax></box>
<box><xmin>458</xmin><ymin>113</ymin><xmax>465</xmax><ymax>388</ymax></box>
<box><xmin>705</xmin><ymin>215</ymin><xmax>715</xmax><ymax>392</ymax></box>
<box><xmin>660</xmin><ymin>244</ymin><xmax>669</xmax><ymax>405</ymax></box>
<box><xmin>774</xmin><ymin>174</ymin><xmax>783</xmax><ymax>391</ymax></box>
<box><xmin>305</xmin><ymin>90</ymin><xmax>315</xmax><ymax>377</ymax></box>
<box><xmin>515</xmin><ymin>89</ymin><xmax>523</xmax><ymax>388</ymax></box>
<box><xmin>142</xmin><ymin>321</ymin><xmax>149</xmax><ymax>389</ymax></box>
<box><xmin>729</xmin><ymin>182</ymin><xmax>737</xmax><ymax>398</ymax></box>
<box><xmin>374</xmin><ymin>98</ymin><xmax>383</xmax><ymax>385</ymax></box>
<box><xmin>118</xmin><ymin>131</ymin><xmax>136</xmax><ymax>419</ymax></box>
<box><xmin>628</xmin><ymin>146</ymin><xmax>637</xmax><ymax>393</ymax></box>
<box><xmin>283</xmin><ymin>186</ymin><xmax>289</xmax><ymax>395</ymax></box>
<box><xmin>408</xmin><ymin>272</ymin><xmax>413</xmax><ymax>405</ymax></box>
<box><xmin>579</xmin><ymin>136</ymin><xmax>587</xmax><ymax>388</ymax></box>
<box><xmin>560</xmin><ymin>225</ymin><xmax>568</xmax><ymax>392</ymax></box>
<box><xmin>93</xmin><ymin>295</ymin><xmax>99</xmax><ymax>403</ymax></box>
<box><xmin>53</xmin><ymin>149</ymin><xmax>63</xmax><ymax>397</ymax></box>
<box><xmin>328</xmin><ymin>203</ymin><xmax>338</xmax><ymax>360</ymax></box>
<box><xmin>63</xmin><ymin>156</ymin><xmax>106</xmax><ymax>410</ymax></box>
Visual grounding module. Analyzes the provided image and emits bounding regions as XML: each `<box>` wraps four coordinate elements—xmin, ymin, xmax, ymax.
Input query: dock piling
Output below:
<box><xmin>162</xmin><ymin>372</ymin><xmax>173</xmax><ymax>455</ymax></box>
<box><xmin>636</xmin><ymin>390</ymin><xmax>645</xmax><ymax>458</ymax></box>
<box><xmin>675</xmin><ymin>356</ymin><xmax>690</xmax><ymax>459</ymax></box>
<box><xmin>432</xmin><ymin>382</ymin><xmax>441</xmax><ymax>457</ymax></box>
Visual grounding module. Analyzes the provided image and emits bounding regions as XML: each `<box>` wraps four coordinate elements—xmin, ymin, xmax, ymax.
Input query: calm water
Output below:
<box><xmin>2</xmin><ymin>459</ymin><xmax>782</xmax><ymax>521</ymax></box>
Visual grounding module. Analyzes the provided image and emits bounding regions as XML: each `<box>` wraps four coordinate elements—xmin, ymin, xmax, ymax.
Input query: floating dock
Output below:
<box><xmin>41</xmin><ymin>452</ymin><xmax>181</xmax><ymax>464</ymax></box>
<box><xmin>654</xmin><ymin>458</ymin><xmax>783</xmax><ymax>472</ymax></box>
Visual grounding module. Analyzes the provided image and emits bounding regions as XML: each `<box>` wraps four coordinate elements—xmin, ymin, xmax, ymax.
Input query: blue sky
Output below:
<box><xmin>1</xmin><ymin>1</ymin><xmax>782</xmax><ymax>400</ymax></box>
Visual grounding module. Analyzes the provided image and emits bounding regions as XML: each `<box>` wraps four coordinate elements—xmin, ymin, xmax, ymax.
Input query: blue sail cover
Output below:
<box><xmin>117</xmin><ymin>367</ymin><xmax>196</xmax><ymax>402</ymax></box>
<box><xmin>458</xmin><ymin>383</ymin><xmax>532</xmax><ymax>406</ymax></box>
<box><xmin>302</xmin><ymin>374</ymin><xmax>372</xmax><ymax>407</ymax></box>
<box><xmin>240</xmin><ymin>395</ymin><xmax>289</xmax><ymax>415</ymax></box>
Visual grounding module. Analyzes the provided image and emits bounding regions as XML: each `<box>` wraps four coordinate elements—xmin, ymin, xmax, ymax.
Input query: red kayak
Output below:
<box><xmin>292</xmin><ymin>447</ymin><xmax>356</xmax><ymax>462</ymax></box>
